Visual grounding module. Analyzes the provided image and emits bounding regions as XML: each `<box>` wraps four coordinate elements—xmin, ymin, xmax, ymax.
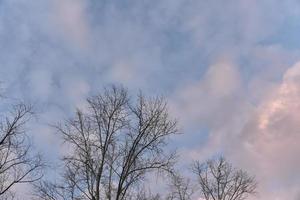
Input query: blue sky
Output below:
<box><xmin>1</xmin><ymin>0</ymin><xmax>300</xmax><ymax>199</ymax></box>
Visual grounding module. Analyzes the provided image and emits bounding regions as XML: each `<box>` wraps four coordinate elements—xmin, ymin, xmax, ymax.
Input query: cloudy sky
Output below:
<box><xmin>0</xmin><ymin>0</ymin><xmax>300</xmax><ymax>199</ymax></box>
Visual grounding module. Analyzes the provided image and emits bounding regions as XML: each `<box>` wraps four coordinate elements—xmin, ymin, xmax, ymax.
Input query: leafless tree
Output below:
<box><xmin>166</xmin><ymin>173</ymin><xmax>194</xmax><ymax>200</ymax></box>
<box><xmin>0</xmin><ymin>103</ymin><xmax>43</xmax><ymax>199</ymax></box>
<box><xmin>134</xmin><ymin>187</ymin><xmax>161</xmax><ymax>200</ymax></box>
<box><xmin>35</xmin><ymin>85</ymin><xmax>178</xmax><ymax>200</ymax></box>
<box><xmin>192</xmin><ymin>157</ymin><xmax>256</xmax><ymax>200</ymax></box>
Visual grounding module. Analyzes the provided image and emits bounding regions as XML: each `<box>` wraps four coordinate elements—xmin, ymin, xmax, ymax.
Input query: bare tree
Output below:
<box><xmin>35</xmin><ymin>85</ymin><xmax>178</xmax><ymax>200</ymax></box>
<box><xmin>0</xmin><ymin>103</ymin><xmax>43</xmax><ymax>199</ymax></box>
<box><xmin>192</xmin><ymin>157</ymin><xmax>256</xmax><ymax>200</ymax></box>
<box><xmin>166</xmin><ymin>173</ymin><xmax>194</xmax><ymax>200</ymax></box>
<box><xmin>135</xmin><ymin>187</ymin><xmax>161</xmax><ymax>200</ymax></box>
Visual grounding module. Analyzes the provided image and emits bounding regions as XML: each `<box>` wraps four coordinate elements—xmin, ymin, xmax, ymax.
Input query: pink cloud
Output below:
<box><xmin>229</xmin><ymin>62</ymin><xmax>300</xmax><ymax>199</ymax></box>
<box><xmin>172</xmin><ymin>60</ymin><xmax>300</xmax><ymax>200</ymax></box>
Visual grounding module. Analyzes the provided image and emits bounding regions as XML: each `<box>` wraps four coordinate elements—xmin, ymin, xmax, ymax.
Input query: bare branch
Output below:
<box><xmin>192</xmin><ymin>157</ymin><xmax>257</xmax><ymax>200</ymax></box>
<box><xmin>35</xmin><ymin>85</ymin><xmax>178</xmax><ymax>200</ymax></box>
<box><xmin>0</xmin><ymin>103</ymin><xmax>44</xmax><ymax>199</ymax></box>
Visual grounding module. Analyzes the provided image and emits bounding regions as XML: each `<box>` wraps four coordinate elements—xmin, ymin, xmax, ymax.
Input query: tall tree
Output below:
<box><xmin>36</xmin><ymin>85</ymin><xmax>178</xmax><ymax>200</ymax></box>
<box><xmin>0</xmin><ymin>103</ymin><xmax>43</xmax><ymax>199</ymax></box>
<box><xmin>192</xmin><ymin>157</ymin><xmax>256</xmax><ymax>200</ymax></box>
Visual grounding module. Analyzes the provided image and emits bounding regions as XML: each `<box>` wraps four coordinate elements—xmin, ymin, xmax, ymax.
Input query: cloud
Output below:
<box><xmin>169</xmin><ymin>55</ymin><xmax>253</xmax><ymax>166</ymax></box>
<box><xmin>229</xmin><ymin>62</ymin><xmax>300</xmax><ymax>199</ymax></box>
<box><xmin>28</xmin><ymin>68</ymin><xmax>53</xmax><ymax>101</ymax></box>
<box><xmin>174</xmin><ymin>61</ymin><xmax>300</xmax><ymax>200</ymax></box>
<box><xmin>170</xmin><ymin>55</ymin><xmax>243</xmax><ymax>128</ymax></box>
<box><xmin>1</xmin><ymin>0</ymin><xmax>300</xmax><ymax>199</ymax></box>
<box><xmin>61</xmin><ymin>76</ymin><xmax>90</xmax><ymax>110</ymax></box>
<box><xmin>50</xmin><ymin>0</ymin><xmax>91</xmax><ymax>49</ymax></box>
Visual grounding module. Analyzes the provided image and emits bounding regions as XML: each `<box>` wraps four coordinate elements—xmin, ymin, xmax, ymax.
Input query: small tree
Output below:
<box><xmin>166</xmin><ymin>173</ymin><xmax>194</xmax><ymax>200</ymax></box>
<box><xmin>192</xmin><ymin>157</ymin><xmax>256</xmax><ymax>200</ymax></box>
<box><xmin>35</xmin><ymin>85</ymin><xmax>178</xmax><ymax>200</ymax></box>
<box><xmin>0</xmin><ymin>103</ymin><xmax>43</xmax><ymax>199</ymax></box>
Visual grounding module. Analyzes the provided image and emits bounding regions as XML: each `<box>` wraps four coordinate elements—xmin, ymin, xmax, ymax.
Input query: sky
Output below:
<box><xmin>0</xmin><ymin>0</ymin><xmax>300</xmax><ymax>199</ymax></box>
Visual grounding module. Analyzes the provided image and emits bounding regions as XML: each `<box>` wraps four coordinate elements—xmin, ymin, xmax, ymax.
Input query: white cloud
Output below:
<box><xmin>170</xmin><ymin>55</ymin><xmax>243</xmax><ymax>127</ymax></box>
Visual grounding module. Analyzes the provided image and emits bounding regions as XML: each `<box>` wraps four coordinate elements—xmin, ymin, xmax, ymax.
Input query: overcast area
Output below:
<box><xmin>0</xmin><ymin>1</ymin><xmax>300</xmax><ymax>199</ymax></box>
